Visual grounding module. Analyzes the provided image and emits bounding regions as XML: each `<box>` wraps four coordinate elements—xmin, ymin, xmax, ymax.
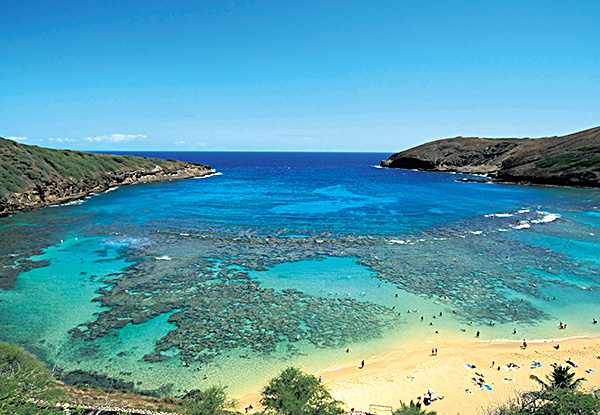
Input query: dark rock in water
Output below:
<box><xmin>139</xmin><ymin>383</ymin><xmax>175</xmax><ymax>398</ymax></box>
<box><xmin>61</xmin><ymin>369</ymin><xmax>135</xmax><ymax>391</ymax></box>
<box><xmin>381</xmin><ymin>126</ymin><xmax>600</xmax><ymax>187</ymax></box>
<box><xmin>143</xmin><ymin>352</ymin><xmax>171</xmax><ymax>363</ymax></box>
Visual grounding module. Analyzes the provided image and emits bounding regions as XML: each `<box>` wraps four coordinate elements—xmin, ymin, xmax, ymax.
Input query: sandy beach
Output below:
<box><xmin>239</xmin><ymin>336</ymin><xmax>600</xmax><ymax>415</ymax></box>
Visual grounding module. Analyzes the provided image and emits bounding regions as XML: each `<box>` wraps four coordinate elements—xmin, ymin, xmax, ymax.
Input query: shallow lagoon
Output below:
<box><xmin>1</xmin><ymin>152</ymin><xmax>599</xmax><ymax>396</ymax></box>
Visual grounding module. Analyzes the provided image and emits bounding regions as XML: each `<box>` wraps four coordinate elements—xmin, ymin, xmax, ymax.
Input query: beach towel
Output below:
<box><xmin>567</xmin><ymin>361</ymin><xmax>578</xmax><ymax>367</ymax></box>
<box><xmin>484</xmin><ymin>384</ymin><xmax>493</xmax><ymax>391</ymax></box>
<box><xmin>585</xmin><ymin>369</ymin><xmax>595</xmax><ymax>373</ymax></box>
<box><xmin>464</xmin><ymin>364</ymin><xmax>476</xmax><ymax>369</ymax></box>
<box><xmin>502</xmin><ymin>377</ymin><xmax>516</xmax><ymax>381</ymax></box>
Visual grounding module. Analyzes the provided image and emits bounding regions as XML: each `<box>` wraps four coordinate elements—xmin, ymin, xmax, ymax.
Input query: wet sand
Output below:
<box><xmin>238</xmin><ymin>336</ymin><xmax>600</xmax><ymax>415</ymax></box>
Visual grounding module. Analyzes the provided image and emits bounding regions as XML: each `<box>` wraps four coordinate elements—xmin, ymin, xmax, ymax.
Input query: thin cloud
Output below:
<box><xmin>85</xmin><ymin>134</ymin><xmax>147</xmax><ymax>143</ymax></box>
<box><xmin>49</xmin><ymin>137</ymin><xmax>76</xmax><ymax>143</ymax></box>
<box><xmin>7</xmin><ymin>136</ymin><xmax>27</xmax><ymax>142</ymax></box>
<box><xmin>173</xmin><ymin>140</ymin><xmax>186</xmax><ymax>145</ymax></box>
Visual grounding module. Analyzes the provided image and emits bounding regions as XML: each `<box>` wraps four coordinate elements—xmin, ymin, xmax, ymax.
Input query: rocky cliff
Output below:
<box><xmin>381</xmin><ymin>126</ymin><xmax>600</xmax><ymax>187</ymax></box>
<box><xmin>0</xmin><ymin>137</ymin><xmax>214</xmax><ymax>215</ymax></box>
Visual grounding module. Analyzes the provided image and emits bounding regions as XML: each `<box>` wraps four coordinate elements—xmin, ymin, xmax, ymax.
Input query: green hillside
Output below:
<box><xmin>0</xmin><ymin>137</ymin><xmax>180</xmax><ymax>197</ymax></box>
<box><xmin>0</xmin><ymin>137</ymin><xmax>212</xmax><ymax>215</ymax></box>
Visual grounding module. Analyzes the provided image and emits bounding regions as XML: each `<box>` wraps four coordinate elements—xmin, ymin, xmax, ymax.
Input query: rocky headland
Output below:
<box><xmin>381</xmin><ymin>126</ymin><xmax>600</xmax><ymax>187</ymax></box>
<box><xmin>0</xmin><ymin>137</ymin><xmax>214</xmax><ymax>216</ymax></box>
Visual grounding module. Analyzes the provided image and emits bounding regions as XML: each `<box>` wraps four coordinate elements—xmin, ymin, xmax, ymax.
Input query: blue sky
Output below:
<box><xmin>1</xmin><ymin>1</ymin><xmax>599</xmax><ymax>152</ymax></box>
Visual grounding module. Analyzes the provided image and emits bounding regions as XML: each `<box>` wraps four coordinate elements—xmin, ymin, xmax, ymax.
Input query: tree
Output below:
<box><xmin>485</xmin><ymin>365</ymin><xmax>600</xmax><ymax>415</ymax></box>
<box><xmin>181</xmin><ymin>385</ymin><xmax>237</xmax><ymax>415</ymax></box>
<box><xmin>529</xmin><ymin>365</ymin><xmax>586</xmax><ymax>390</ymax></box>
<box><xmin>394</xmin><ymin>399</ymin><xmax>437</xmax><ymax>414</ymax></box>
<box><xmin>260</xmin><ymin>367</ymin><xmax>344</xmax><ymax>415</ymax></box>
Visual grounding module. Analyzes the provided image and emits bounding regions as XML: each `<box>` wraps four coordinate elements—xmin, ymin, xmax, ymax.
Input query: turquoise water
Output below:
<box><xmin>1</xmin><ymin>152</ymin><xmax>599</xmax><ymax>396</ymax></box>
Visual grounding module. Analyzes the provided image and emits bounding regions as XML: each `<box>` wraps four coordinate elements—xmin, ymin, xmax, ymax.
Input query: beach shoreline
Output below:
<box><xmin>238</xmin><ymin>335</ymin><xmax>600</xmax><ymax>414</ymax></box>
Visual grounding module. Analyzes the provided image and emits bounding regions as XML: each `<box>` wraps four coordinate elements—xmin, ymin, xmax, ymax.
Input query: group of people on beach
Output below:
<box><xmin>421</xmin><ymin>390</ymin><xmax>444</xmax><ymax>406</ymax></box>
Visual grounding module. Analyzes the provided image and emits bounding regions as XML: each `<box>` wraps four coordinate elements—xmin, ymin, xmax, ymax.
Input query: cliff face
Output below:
<box><xmin>0</xmin><ymin>137</ymin><xmax>214</xmax><ymax>215</ymax></box>
<box><xmin>381</xmin><ymin>126</ymin><xmax>600</xmax><ymax>187</ymax></box>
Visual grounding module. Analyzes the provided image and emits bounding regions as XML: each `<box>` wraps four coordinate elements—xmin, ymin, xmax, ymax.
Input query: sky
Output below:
<box><xmin>1</xmin><ymin>1</ymin><xmax>599</xmax><ymax>152</ymax></box>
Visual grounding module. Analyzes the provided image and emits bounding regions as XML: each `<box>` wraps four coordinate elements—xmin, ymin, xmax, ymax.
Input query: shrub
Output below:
<box><xmin>260</xmin><ymin>367</ymin><xmax>344</xmax><ymax>415</ymax></box>
<box><xmin>0</xmin><ymin>342</ymin><xmax>62</xmax><ymax>414</ymax></box>
<box><xmin>180</xmin><ymin>385</ymin><xmax>237</xmax><ymax>415</ymax></box>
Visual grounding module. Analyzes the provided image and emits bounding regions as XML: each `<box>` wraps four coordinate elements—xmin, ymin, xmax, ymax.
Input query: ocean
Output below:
<box><xmin>1</xmin><ymin>151</ymin><xmax>599</xmax><ymax>397</ymax></box>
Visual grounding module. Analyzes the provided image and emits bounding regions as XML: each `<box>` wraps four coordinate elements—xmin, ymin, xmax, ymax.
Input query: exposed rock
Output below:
<box><xmin>381</xmin><ymin>126</ymin><xmax>600</xmax><ymax>187</ymax></box>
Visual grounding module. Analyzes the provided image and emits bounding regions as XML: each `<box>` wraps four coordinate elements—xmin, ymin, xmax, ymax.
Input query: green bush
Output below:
<box><xmin>180</xmin><ymin>385</ymin><xmax>237</xmax><ymax>415</ymax></box>
<box><xmin>260</xmin><ymin>367</ymin><xmax>344</xmax><ymax>415</ymax></box>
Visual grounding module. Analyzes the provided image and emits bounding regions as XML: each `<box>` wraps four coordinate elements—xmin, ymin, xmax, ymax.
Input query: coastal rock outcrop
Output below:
<box><xmin>381</xmin><ymin>126</ymin><xmax>600</xmax><ymax>187</ymax></box>
<box><xmin>0</xmin><ymin>137</ymin><xmax>214</xmax><ymax>215</ymax></box>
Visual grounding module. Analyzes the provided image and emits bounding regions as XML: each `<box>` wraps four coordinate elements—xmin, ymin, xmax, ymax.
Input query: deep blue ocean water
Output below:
<box><xmin>1</xmin><ymin>152</ymin><xmax>599</xmax><ymax>396</ymax></box>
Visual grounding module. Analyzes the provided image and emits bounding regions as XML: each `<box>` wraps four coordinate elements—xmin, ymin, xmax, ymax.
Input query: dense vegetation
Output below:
<box><xmin>0</xmin><ymin>342</ymin><xmax>68</xmax><ymax>414</ymax></box>
<box><xmin>0</xmin><ymin>137</ymin><xmax>178</xmax><ymax>198</ymax></box>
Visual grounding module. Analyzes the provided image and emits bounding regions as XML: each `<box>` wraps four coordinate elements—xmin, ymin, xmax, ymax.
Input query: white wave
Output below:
<box><xmin>531</xmin><ymin>212</ymin><xmax>560</xmax><ymax>224</ymax></box>
<box><xmin>512</xmin><ymin>223</ymin><xmax>531</xmax><ymax>230</ymax></box>
<box><xmin>469</xmin><ymin>231</ymin><xmax>483</xmax><ymax>235</ymax></box>
<box><xmin>372</xmin><ymin>165</ymin><xmax>383</xmax><ymax>169</ymax></box>
<box><xmin>485</xmin><ymin>212</ymin><xmax>513</xmax><ymax>218</ymax></box>
<box><xmin>51</xmin><ymin>199</ymin><xmax>85</xmax><ymax>207</ymax></box>
<box><xmin>193</xmin><ymin>171</ymin><xmax>222</xmax><ymax>179</ymax></box>
<box><xmin>388</xmin><ymin>239</ymin><xmax>407</xmax><ymax>244</ymax></box>
<box><xmin>155</xmin><ymin>255</ymin><xmax>172</xmax><ymax>260</ymax></box>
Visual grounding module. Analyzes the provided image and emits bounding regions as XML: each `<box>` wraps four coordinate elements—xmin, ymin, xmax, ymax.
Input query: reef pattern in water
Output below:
<box><xmin>1</xmin><ymin>152</ymin><xmax>599</xmax><ymax>396</ymax></box>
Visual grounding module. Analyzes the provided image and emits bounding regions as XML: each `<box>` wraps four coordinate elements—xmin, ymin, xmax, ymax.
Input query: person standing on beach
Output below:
<box><xmin>359</xmin><ymin>360</ymin><xmax>364</xmax><ymax>369</ymax></box>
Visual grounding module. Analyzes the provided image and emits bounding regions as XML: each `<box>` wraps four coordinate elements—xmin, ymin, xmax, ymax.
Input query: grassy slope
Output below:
<box><xmin>0</xmin><ymin>137</ymin><xmax>198</xmax><ymax>198</ymax></box>
<box><xmin>383</xmin><ymin>126</ymin><xmax>600</xmax><ymax>186</ymax></box>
